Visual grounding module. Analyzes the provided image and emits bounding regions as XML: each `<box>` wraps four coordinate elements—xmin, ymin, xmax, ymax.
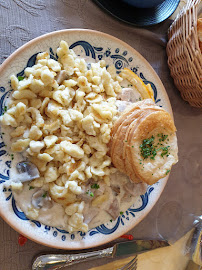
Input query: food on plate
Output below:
<box><xmin>0</xmin><ymin>40</ymin><xmax>178</xmax><ymax>233</ymax></box>
<box><xmin>120</xmin><ymin>68</ymin><xmax>154</xmax><ymax>101</ymax></box>
<box><xmin>110</xmin><ymin>99</ymin><xmax>178</xmax><ymax>185</ymax></box>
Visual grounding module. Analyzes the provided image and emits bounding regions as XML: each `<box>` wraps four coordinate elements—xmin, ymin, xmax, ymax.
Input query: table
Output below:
<box><xmin>0</xmin><ymin>1</ymin><xmax>201</xmax><ymax>269</ymax></box>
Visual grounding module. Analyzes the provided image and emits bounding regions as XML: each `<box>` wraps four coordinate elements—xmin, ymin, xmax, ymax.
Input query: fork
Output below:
<box><xmin>119</xmin><ymin>255</ymin><xmax>138</xmax><ymax>270</ymax></box>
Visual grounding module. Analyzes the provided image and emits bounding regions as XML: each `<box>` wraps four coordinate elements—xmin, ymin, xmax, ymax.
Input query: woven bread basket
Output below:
<box><xmin>167</xmin><ymin>0</ymin><xmax>202</xmax><ymax>108</ymax></box>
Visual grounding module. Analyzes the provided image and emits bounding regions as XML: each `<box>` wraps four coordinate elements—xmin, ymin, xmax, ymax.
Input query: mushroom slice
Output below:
<box><xmin>56</xmin><ymin>70</ymin><xmax>68</xmax><ymax>84</ymax></box>
<box><xmin>115</xmin><ymin>100</ymin><xmax>132</xmax><ymax>112</ymax></box>
<box><xmin>111</xmin><ymin>185</ymin><xmax>120</xmax><ymax>196</ymax></box>
<box><xmin>31</xmin><ymin>189</ymin><xmax>53</xmax><ymax>209</ymax></box>
<box><xmin>106</xmin><ymin>198</ymin><xmax>120</xmax><ymax>220</ymax></box>
<box><xmin>119</xmin><ymin>87</ymin><xmax>140</xmax><ymax>103</ymax></box>
<box><xmin>77</xmin><ymin>180</ymin><xmax>96</xmax><ymax>203</ymax></box>
<box><xmin>94</xmin><ymin>181</ymin><xmax>106</xmax><ymax>196</ymax></box>
<box><xmin>16</xmin><ymin>161</ymin><xmax>40</xmax><ymax>182</ymax></box>
<box><xmin>83</xmin><ymin>203</ymin><xmax>98</xmax><ymax>224</ymax></box>
<box><xmin>123</xmin><ymin>181</ymin><xmax>147</xmax><ymax>197</ymax></box>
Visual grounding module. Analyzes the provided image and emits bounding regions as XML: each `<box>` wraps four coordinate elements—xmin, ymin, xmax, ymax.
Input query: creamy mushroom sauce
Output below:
<box><xmin>3</xmin><ymin>78</ymin><xmax>147</xmax><ymax>231</ymax></box>
<box><xmin>11</xmin><ymin>171</ymin><xmax>147</xmax><ymax>230</ymax></box>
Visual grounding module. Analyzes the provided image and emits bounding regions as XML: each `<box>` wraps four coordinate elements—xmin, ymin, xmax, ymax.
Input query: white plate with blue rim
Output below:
<box><xmin>0</xmin><ymin>29</ymin><xmax>172</xmax><ymax>250</ymax></box>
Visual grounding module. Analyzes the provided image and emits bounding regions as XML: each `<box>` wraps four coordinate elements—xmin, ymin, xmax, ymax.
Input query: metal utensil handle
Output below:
<box><xmin>32</xmin><ymin>247</ymin><xmax>114</xmax><ymax>270</ymax></box>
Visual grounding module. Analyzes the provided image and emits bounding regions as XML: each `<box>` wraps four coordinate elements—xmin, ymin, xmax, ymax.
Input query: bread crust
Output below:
<box><xmin>109</xmin><ymin>99</ymin><xmax>178</xmax><ymax>185</ymax></box>
<box><xmin>124</xmin><ymin>109</ymin><xmax>162</xmax><ymax>183</ymax></box>
<box><xmin>111</xmin><ymin>109</ymin><xmax>142</xmax><ymax>175</ymax></box>
<box><xmin>129</xmin><ymin>110</ymin><xmax>177</xmax><ymax>184</ymax></box>
<box><xmin>111</xmin><ymin>100</ymin><xmax>163</xmax><ymax>176</ymax></box>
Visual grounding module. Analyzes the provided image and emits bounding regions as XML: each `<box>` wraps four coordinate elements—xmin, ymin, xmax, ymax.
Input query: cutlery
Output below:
<box><xmin>119</xmin><ymin>219</ymin><xmax>202</xmax><ymax>270</ymax></box>
<box><xmin>185</xmin><ymin>220</ymin><xmax>202</xmax><ymax>269</ymax></box>
<box><xmin>32</xmin><ymin>239</ymin><xmax>169</xmax><ymax>270</ymax></box>
<box><xmin>119</xmin><ymin>255</ymin><xmax>137</xmax><ymax>270</ymax></box>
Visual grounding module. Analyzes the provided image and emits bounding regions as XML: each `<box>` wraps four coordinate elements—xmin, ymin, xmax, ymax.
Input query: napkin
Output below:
<box><xmin>89</xmin><ymin>230</ymin><xmax>193</xmax><ymax>270</ymax></box>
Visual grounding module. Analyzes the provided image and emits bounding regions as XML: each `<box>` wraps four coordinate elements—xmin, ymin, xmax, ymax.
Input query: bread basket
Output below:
<box><xmin>167</xmin><ymin>0</ymin><xmax>202</xmax><ymax>108</ymax></box>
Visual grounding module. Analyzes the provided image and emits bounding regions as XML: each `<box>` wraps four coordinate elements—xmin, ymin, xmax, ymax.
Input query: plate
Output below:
<box><xmin>0</xmin><ymin>29</ymin><xmax>172</xmax><ymax>250</ymax></box>
<box><xmin>93</xmin><ymin>0</ymin><xmax>180</xmax><ymax>26</ymax></box>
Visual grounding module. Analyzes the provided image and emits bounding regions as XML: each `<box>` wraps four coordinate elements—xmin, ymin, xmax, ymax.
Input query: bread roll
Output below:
<box><xmin>110</xmin><ymin>99</ymin><xmax>178</xmax><ymax>185</ymax></box>
<box><xmin>127</xmin><ymin>110</ymin><xmax>178</xmax><ymax>185</ymax></box>
<box><xmin>197</xmin><ymin>18</ymin><xmax>202</xmax><ymax>52</ymax></box>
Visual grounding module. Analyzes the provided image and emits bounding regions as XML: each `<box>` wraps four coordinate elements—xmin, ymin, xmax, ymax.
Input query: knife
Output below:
<box><xmin>32</xmin><ymin>239</ymin><xmax>169</xmax><ymax>270</ymax></box>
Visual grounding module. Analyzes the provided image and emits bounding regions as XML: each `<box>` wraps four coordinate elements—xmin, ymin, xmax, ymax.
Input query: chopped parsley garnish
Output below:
<box><xmin>29</xmin><ymin>186</ymin><xmax>34</xmax><ymax>190</ymax></box>
<box><xmin>140</xmin><ymin>135</ymin><xmax>170</xmax><ymax>160</ymax></box>
<box><xmin>42</xmin><ymin>191</ymin><xmax>47</xmax><ymax>198</ymax></box>
<box><xmin>165</xmin><ymin>170</ymin><xmax>170</xmax><ymax>175</ymax></box>
<box><xmin>157</xmin><ymin>133</ymin><xmax>168</xmax><ymax>142</ymax></box>
<box><xmin>160</xmin><ymin>146</ymin><xmax>170</xmax><ymax>157</ymax></box>
<box><xmin>2</xmin><ymin>106</ymin><xmax>7</xmax><ymax>115</ymax></box>
<box><xmin>110</xmin><ymin>219</ymin><xmax>112</xmax><ymax>222</ymax></box>
<box><xmin>86</xmin><ymin>190</ymin><xmax>94</xmax><ymax>197</ymax></box>
<box><xmin>140</xmin><ymin>136</ymin><xmax>157</xmax><ymax>160</ymax></box>
<box><xmin>91</xmin><ymin>183</ymin><xmax>100</xmax><ymax>189</ymax></box>
<box><xmin>18</xmin><ymin>76</ymin><xmax>24</xmax><ymax>81</ymax></box>
<box><xmin>120</xmin><ymin>211</ymin><xmax>123</xmax><ymax>215</ymax></box>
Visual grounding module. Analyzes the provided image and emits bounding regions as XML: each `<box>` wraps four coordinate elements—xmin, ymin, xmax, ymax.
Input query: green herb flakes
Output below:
<box><xmin>120</xmin><ymin>211</ymin><xmax>123</xmax><ymax>215</ymax></box>
<box><xmin>91</xmin><ymin>183</ymin><xmax>100</xmax><ymax>189</ymax></box>
<box><xmin>165</xmin><ymin>170</ymin><xmax>170</xmax><ymax>175</ymax></box>
<box><xmin>160</xmin><ymin>146</ymin><xmax>170</xmax><ymax>157</ymax></box>
<box><xmin>42</xmin><ymin>191</ymin><xmax>47</xmax><ymax>198</ymax></box>
<box><xmin>140</xmin><ymin>136</ymin><xmax>157</xmax><ymax>160</ymax></box>
<box><xmin>29</xmin><ymin>186</ymin><xmax>34</xmax><ymax>190</ymax></box>
<box><xmin>157</xmin><ymin>133</ymin><xmax>168</xmax><ymax>142</ymax></box>
<box><xmin>2</xmin><ymin>106</ymin><xmax>7</xmax><ymax>115</ymax></box>
<box><xmin>18</xmin><ymin>76</ymin><xmax>24</xmax><ymax>81</ymax></box>
<box><xmin>86</xmin><ymin>190</ymin><xmax>94</xmax><ymax>197</ymax></box>
<box><xmin>140</xmin><ymin>135</ymin><xmax>170</xmax><ymax>160</ymax></box>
